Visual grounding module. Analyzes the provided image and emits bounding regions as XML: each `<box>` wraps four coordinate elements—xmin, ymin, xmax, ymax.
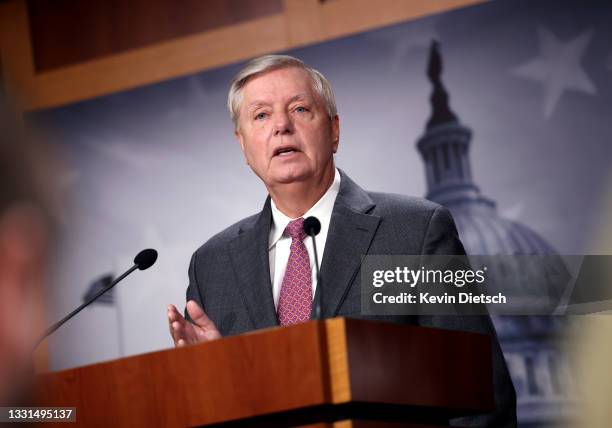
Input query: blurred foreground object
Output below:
<box><xmin>567</xmin><ymin>178</ymin><xmax>612</xmax><ymax>428</ymax></box>
<box><xmin>0</xmin><ymin>95</ymin><xmax>56</xmax><ymax>406</ymax></box>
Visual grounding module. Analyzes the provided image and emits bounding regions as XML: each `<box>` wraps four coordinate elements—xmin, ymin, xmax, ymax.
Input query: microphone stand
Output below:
<box><xmin>34</xmin><ymin>264</ymin><xmax>138</xmax><ymax>349</ymax></box>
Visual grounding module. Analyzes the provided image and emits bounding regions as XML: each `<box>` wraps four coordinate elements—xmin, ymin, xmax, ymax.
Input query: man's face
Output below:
<box><xmin>235</xmin><ymin>67</ymin><xmax>339</xmax><ymax>188</ymax></box>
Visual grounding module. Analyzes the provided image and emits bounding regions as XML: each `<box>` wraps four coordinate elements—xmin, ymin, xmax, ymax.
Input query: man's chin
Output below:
<box><xmin>269</xmin><ymin>168</ymin><xmax>311</xmax><ymax>186</ymax></box>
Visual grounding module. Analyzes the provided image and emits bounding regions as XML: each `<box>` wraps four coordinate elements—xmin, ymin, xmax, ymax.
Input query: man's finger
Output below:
<box><xmin>185</xmin><ymin>300</ymin><xmax>215</xmax><ymax>329</ymax></box>
<box><xmin>167</xmin><ymin>304</ymin><xmax>184</xmax><ymax>323</ymax></box>
<box><xmin>169</xmin><ymin>319</ymin><xmax>184</xmax><ymax>344</ymax></box>
<box><xmin>167</xmin><ymin>304</ymin><xmax>191</xmax><ymax>346</ymax></box>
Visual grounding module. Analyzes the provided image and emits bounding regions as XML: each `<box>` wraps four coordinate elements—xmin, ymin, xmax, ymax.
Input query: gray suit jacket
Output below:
<box><xmin>185</xmin><ymin>169</ymin><xmax>517</xmax><ymax>427</ymax></box>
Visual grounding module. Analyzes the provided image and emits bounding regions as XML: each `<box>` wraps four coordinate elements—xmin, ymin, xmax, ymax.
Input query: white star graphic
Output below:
<box><xmin>512</xmin><ymin>27</ymin><xmax>596</xmax><ymax>118</ymax></box>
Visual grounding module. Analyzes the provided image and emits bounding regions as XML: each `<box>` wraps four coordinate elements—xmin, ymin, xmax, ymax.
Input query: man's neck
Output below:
<box><xmin>269</xmin><ymin>165</ymin><xmax>336</xmax><ymax>219</ymax></box>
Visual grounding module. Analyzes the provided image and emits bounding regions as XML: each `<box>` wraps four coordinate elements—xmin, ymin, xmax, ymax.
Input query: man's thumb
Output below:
<box><xmin>186</xmin><ymin>300</ymin><xmax>213</xmax><ymax>328</ymax></box>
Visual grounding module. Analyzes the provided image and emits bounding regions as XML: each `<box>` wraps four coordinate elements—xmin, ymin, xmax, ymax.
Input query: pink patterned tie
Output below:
<box><xmin>277</xmin><ymin>218</ymin><xmax>313</xmax><ymax>325</ymax></box>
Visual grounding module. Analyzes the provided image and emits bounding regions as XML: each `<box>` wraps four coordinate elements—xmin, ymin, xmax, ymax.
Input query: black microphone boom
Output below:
<box><xmin>304</xmin><ymin>216</ymin><xmax>323</xmax><ymax>320</ymax></box>
<box><xmin>35</xmin><ymin>248</ymin><xmax>158</xmax><ymax>348</ymax></box>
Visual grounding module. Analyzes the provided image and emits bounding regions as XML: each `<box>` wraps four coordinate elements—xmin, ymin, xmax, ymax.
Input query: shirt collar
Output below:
<box><xmin>269</xmin><ymin>168</ymin><xmax>341</xmax><ymax>249</ymax></box>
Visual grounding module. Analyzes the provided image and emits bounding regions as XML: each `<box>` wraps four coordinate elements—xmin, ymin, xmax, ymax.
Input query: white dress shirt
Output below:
<box><xmin>269</xmin><ymin>168</ymin><xmax>341</xmax><ymax>309</ymax></box>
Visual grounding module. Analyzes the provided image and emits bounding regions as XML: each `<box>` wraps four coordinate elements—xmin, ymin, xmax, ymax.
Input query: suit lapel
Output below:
<box><xmin>318</xmin><ymin>170</ymin><xmax>381</xmax><ymax>317</ymax></box>
<box><xmin>228</xmin><ymin>197</ymin><xmax>279</xmax><ymax>329</ymax></box>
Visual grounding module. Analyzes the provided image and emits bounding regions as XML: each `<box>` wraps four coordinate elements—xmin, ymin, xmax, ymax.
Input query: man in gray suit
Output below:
<box><xmin>167</xmin><ymin>54</ymin><xmax>516</xmax><ymax>427</ymax></box>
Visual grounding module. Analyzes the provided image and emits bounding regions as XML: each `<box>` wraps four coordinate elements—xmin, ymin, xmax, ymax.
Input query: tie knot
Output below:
<box><xmin>285</xmin><ymin>218</ymin><xmax>306</xmax><ymax>240</ymax></box>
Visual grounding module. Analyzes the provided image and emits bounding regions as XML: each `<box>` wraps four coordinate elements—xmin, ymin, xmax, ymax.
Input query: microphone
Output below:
<box><xmin>134</xmin><ymin>248</ymin><xmax>158</xmax><ymax>270</ymax></box>
<box><xmin>304</xmin><ymin>217</ymin><xmax>323</xmax><ymax>320</ymax></box>
<box><xmin>35</xmin><ymin>248</ymin><xmax>158</xmax><ymax>348</ymax></box>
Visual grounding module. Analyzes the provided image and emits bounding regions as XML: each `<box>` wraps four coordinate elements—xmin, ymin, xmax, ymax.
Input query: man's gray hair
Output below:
<box><xmin>227</xmin><ymin>54</ymin><xmax>337</xmax><ymax>129</ymax></box>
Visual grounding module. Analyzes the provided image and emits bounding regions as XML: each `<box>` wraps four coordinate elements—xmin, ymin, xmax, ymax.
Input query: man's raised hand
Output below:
<box><xmin>167</xmin><ymin>300</ymin><xmax>221</xmax><ymax>347</ymax></box>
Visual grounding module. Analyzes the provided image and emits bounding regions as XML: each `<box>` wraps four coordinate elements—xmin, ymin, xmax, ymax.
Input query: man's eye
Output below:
<box><xmin>254</xmin><ymin>112</ymin><xmax>268</xmax><ymax>120</ymax></box>
<box><xmin>295</xmin><ymin>106</ymin><xmax>308</xmax><ymax>113</ymax></box>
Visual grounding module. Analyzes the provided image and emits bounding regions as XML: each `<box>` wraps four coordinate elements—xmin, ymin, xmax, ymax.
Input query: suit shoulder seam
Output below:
<box><xmin>420</xmin><ymin>205</ymin><xmax>441</xmax><ymax>254</ymax></box>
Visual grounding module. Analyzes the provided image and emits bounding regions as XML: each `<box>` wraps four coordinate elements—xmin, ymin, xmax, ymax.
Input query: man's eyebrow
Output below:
<box><xmin>247</xmin><ymin>93</ymin><xmax>312</xmax><ymax>108</ymax></box>
<box><xmin>287</xmin><ymin>93</ymin><xmax>311</xmax><ymax>103</ymax></box>
<box><xmin>247</xmin><ymin>100</ymin><xmax>270</xmax><ymax>110</ymax></box>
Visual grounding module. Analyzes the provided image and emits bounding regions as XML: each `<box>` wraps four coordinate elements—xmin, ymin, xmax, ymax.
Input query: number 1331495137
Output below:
<box><xmin>1</xmin><ymin>407</ymin><xmax>76</xmax><ymax>422</ymax></box>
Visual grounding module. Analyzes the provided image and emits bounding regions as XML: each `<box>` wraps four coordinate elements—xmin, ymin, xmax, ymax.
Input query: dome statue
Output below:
<box><xmin>415</xmin><ymin>41</ymin><xmax>573</xmax><ymax>427</ymax></box>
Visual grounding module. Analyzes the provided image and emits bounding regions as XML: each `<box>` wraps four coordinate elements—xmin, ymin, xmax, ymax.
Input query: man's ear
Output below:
<box><xmin>331</xmin><ymin>115</ymin><xmax>340</xmax><ymax>153</ymax></box>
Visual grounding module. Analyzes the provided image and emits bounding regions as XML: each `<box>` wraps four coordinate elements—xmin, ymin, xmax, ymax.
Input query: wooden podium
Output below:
<box><xmin>35</xmin><ymin>318</ymin><xmax>494</xmax><ymax>427</ymax></box>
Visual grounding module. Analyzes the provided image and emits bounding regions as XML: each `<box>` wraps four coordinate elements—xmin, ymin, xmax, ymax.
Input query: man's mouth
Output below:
<box><xmin>273</xmin><ymin>146</ymin><xmax>300</xmax><ymax>157</ymax></box>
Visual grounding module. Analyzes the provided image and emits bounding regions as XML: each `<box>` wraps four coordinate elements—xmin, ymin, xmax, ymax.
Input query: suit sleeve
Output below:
<box><xmin>184</xmin><ymin>251</ymin><xmax>205</xmax><ymax>323</ymax></box>
<box><xmin>418</xmin><ymin>206</ymin><xmax>518</xmax><ymax>428</ymax></box>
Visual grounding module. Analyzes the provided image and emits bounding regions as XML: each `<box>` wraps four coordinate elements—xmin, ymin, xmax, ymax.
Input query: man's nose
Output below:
<box><xmin>273</xmin><ymin>112</ymin><xmax>294</xmax><ymax>136</ymax></box>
